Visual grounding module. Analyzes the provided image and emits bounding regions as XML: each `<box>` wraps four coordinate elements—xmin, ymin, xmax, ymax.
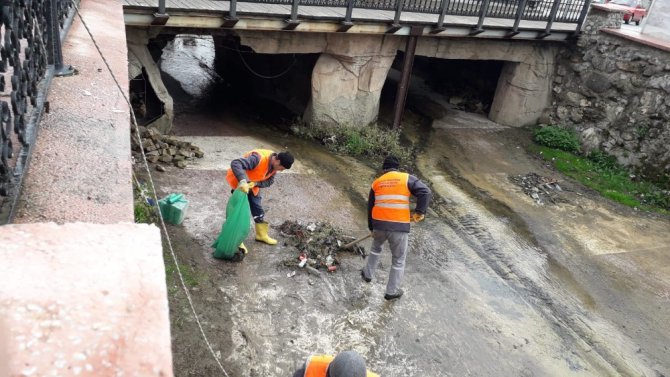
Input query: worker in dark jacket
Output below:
<box><xmin>226</xmin><ymin>149</ymin><xmax>294</xmax><ymax>247</ymax></box>
<box><xmin>361</xmin><ymin>155</ymin><xmax>432</xmax><ymax>300</ymax></box>
<box><xmin>292</xmin><ymin>351</ymin><xmax>379</xmax><ymax>377</ymax></box>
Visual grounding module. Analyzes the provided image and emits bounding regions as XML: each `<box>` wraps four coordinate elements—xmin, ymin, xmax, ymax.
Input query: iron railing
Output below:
<box><xmin>213</xmin><ymin>0</ymin><xmax>589</xmax><ymax>24</ymax></box>
<box><xmin>0</xmin><ymin>0</ymin><xmax>78</xmax><ymax>223</ymax></box>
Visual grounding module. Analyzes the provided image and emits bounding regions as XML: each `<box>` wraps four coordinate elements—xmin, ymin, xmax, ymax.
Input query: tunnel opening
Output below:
<box><xmin>156</xmin><ymin>34</ymin><xmax>317</xmax><ymax>130</ymax></box>
<box><xmin>209</xmin><ymin>35</ymin><xmax>318</xmax><ymax>128</ymax></box>
<box><xmin>129</xmin><ymin>68</ymin><xmax>164</xmax><ymax>126</ymax></box>
<box><xmin>380</xmin><ymin>54</ymin><xmax>506</xmax><ymax>122</ymax></box>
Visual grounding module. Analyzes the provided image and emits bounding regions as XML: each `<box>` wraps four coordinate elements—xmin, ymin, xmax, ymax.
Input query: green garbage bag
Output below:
<box><xmin>212</xmin><ymin>189</ymin><xmax>251</xmax><ymax>260</ymax></box>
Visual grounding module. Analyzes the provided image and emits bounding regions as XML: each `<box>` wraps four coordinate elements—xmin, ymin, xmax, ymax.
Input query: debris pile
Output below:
<box><xmin>131</xmin><ymin>126</ymin><xmax>204</xmax><ymax>170</ymax></box>
<box><xmin>446</xmin><ymin>95</ymin><xmax>487</xmax><ymax>115</ymax></box>
<box><xmin>509</xmin><ymin>172</ymin><xmax>565</xmax><ymax>205</ymax></box>
<box><xmin>278</xmin><ymin>221</ymin><xmax>367</xmax><ymax>276</ymax></box>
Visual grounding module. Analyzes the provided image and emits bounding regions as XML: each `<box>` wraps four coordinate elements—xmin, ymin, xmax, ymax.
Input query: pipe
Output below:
<box><xmin>392</xmin><ymin>26</ymin><xmax>422</xmax><ymax>130</ymax></box>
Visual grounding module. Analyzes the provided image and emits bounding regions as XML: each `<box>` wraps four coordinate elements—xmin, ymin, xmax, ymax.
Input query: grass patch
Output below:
<box><xmin>528</xmin><ymin>143</ymin><xmax>669</xmax><ymax>213</ymax></box>
<box><xmin>533</xmin><ymin>125</ymin><xmax>581</xmax><ymax>153</ymax></box>
<box><xmin>164</xmin><ymin>251</ymin><xmax>201</xmax><ymax>288</ymax></box>
<box><xmin>292</xmin><ymin>122</ymin><xmax>412</xmax><ymax>164</ymax></box>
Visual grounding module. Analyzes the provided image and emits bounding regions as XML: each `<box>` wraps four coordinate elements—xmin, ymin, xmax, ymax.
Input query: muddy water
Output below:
<box><xmin>414</xmin><ymin>109</ymin><xmax>670</xmax><ymax>376</ymax></box>
<box><xmin>154</xmin><ymin>39</ymin><xmax>670</xmax><ymax>377</ymax></box>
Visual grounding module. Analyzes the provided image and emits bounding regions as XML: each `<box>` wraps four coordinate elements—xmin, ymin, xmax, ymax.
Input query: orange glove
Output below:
<box><xmin>411</xmin><ymin>213</ymin><xmax>425</xmax><ymax>223</ymax></box>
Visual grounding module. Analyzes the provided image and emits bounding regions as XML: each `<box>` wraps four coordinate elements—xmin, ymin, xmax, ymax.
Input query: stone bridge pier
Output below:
<box><xmin>235</xmin><ymin>31</ymin><xmax>401</xmax><ymax>128</ymax></box>
<box><xmin>127</xmin><ymin>28</ymin><xmax>174</xmax><ymax>134</ymax></box>
<box><xmin>127</xmin><ymin>27</ymin><xmax>559</xmax><ymax>131</ymax></box>
<box><xmin>225</xmin><ymin>30</ymin><xmax>559</xmax><ymax>128</ymax></box>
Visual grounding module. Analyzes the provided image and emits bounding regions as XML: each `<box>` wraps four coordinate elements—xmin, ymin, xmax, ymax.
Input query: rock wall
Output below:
<box><xmin>546</xmin><ymin>6</ymin><xmax>670</xmax><ymax>183</ymax></box>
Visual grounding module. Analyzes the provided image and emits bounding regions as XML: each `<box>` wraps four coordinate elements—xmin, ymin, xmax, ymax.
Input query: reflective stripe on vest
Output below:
<box><xmin>303</xmin><ymin>354</ymin><xmax>380</xmax><ymax>377</ymax></box>
<box><xmin>226</xmin><ymin>149</ymin><xmax>276</xmax><ymax>196</ymax></box>
<box><xmin>371</xmin><ymin>171</ymin><xmax>411</xmax><ymax>224</ymax></box>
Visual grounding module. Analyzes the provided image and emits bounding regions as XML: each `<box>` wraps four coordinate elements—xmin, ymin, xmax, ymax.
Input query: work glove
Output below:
<box><xmin>238</xmin><ymin>179</ymin><xmax>250</xmax><ymax>194</ymax></box>
<box><xmin>411</xmin><ymin>213</ymin><xmax>425</xmax><ymax>223</ymax></box>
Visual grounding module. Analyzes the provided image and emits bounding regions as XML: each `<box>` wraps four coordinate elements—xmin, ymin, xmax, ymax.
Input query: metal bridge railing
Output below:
<box><xmin>206</xmin><ymin>0</ymin><xmax>591</xmax><ymax>26</ymax></box>
<box><xmin>0</xmin><ymin>0</ymin><xmax>78</xmax><ymax>223</ymax></box>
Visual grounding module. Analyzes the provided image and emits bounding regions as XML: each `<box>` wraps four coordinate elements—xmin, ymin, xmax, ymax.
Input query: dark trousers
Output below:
<box><xmin>248</xmin><ymin>192</ymin><xmax>264</xmax><ymax>223</ymax></box>
<box><xmin>230</xmin><ymin>189</ymin><xmax>264</xmax><ymax>223</ymax></box>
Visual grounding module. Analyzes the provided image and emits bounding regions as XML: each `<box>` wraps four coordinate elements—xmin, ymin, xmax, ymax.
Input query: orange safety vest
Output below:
<box><xmin>371</xmin><ymin>171</ymin><xmax>411</xmax><ymax>224</ymax></box>
<box><xmin>226</xmin><ymin>149</ymin><xmax>276</xmax><ymax>196</ymax></box>
<box><xmin>303</xmin><ymin>355</ymin><xmax>379</xmax><ymax>377</ymax></box>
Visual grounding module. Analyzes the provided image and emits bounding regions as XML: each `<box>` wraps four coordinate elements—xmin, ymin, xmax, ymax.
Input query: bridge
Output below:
<box><xmin>123</xmin><ymin>0</ymin><xmax>590</xmax><ymax>40</ymax></box>
<box><xmin>0</xmin><ymin>0</ymin><xmax>592</xmax><ymax>222</ymax></box>
<box><xmin>121</xmin><ymin>0</ymin><xmax>582</xmax><ymax>146</ymax></box>
<box><xmin>0</xmin><ymin>0</ymin><xmax>590</xmax><ymax>374</ymax></box>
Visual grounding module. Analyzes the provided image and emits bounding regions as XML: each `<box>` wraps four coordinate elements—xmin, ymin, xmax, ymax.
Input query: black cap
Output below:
<box><xmin>382</xmin><ymin>155</ymin><xmax>400</xmax><ymax>170</ymax></box>
<box><xmin>277</xmin><ymin>151</ymin><xmax>294</xmax><ymax>169</ymax></box>
<box><xmin>327</xmin><ymin>351</ymin><xmax>366</xmax><ymax>377</ymax></box>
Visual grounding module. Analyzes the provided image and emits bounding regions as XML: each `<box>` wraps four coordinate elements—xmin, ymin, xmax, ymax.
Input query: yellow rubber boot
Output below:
<box><xmin>231</xmin><ymin>242</ymin><xmax>248</xmax><ymax>262</ymax></box>
<box><xmin>255</xmin><ymin>222</ymin><xmax>277</xmax><ymax>245</ymax></box>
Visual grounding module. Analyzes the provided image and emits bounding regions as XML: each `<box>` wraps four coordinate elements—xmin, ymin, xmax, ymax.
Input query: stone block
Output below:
<box><xmin>0</xmin><ymin>223</ymin><xmax>173</xmax><ymax>376</ymax></box>
<box><xmin>585</xmin><ymin>72</ymin><xmax>612</xmax><ymax>93</ymax></box>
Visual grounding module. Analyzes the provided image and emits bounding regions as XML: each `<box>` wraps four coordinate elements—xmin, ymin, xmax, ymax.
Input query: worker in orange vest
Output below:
<box><xmin>226</xmin><ymin>149</ymin><xmax>294</xmax><ymax>252</ymax></box>
<box><xmin>292</xmin><ymin>351</ymin><xmax>379</xmax><ymax>377</ymax></box>
<box><xmin>361</xmin><ymin>155</ymin><xmax>432</xmax><ymax>300</ymax></box>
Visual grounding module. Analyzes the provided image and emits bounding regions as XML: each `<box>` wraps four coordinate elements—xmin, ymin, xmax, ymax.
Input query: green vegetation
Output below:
<box><xmin>531</xmin><ymin>125</ymin><xmax>669</xmax><ymax>213</ymax></box>
<box><xmin>133</xmin><ymin>179</ymin><xmax>158</xmax><ymax>224</ymax></box>
<box><xmin>293</xmin><ymin>123</ymin><xmax>412</xmax><ymax>164</ymax></box>
<box><xmin>533</xmin><ymin>125</ymin><xmax>581</xmax><ymax>153</ymax></box>
<box><xmin>164</xmin><ymin>252</ymin><xmax>201</xmax><ymax>289</ymax></box>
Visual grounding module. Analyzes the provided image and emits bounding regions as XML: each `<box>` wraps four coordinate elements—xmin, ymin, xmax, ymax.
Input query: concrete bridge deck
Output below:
<box><xmin>123</xmin><ymin>0</ymin><xmax>582</xmax><ymax>40</ymax></box>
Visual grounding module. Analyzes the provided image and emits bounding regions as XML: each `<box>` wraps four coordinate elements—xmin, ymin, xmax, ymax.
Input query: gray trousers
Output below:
<box><xmin>363</xmin><ymin>230</ymin><xmax>409</xmax><ymax>296</ymax></box>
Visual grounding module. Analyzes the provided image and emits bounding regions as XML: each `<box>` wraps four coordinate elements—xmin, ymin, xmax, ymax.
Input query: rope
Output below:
<box><xmin>72</xmin><ymin>3</ymin><xmax>230</xmax><ymax>376</ymax></box>
<box><xmin>236</xmin><ymin>48</ymin><xmax>297</xmax><ymax>79</ymax></box>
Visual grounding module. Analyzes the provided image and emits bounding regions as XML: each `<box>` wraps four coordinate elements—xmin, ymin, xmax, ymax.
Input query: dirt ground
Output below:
<box><xmin>413</xmin><ymin>109</ymin><xmax>670</xmax><ymax>376</ymax></box>
<box><xmin>135</xmin><ymin>98</ymin><xmax>670</xmax><ymax>377</ymax></box>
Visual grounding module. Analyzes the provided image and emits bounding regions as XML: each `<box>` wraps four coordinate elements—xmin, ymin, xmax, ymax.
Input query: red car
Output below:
<box><xmin>607</xmin><ymin>0</ymin><xmax>647</xmax><ymax>25</ymax></box>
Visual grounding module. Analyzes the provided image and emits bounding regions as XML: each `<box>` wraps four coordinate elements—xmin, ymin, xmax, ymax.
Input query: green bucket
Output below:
<box><xmin>158</xmin><ymin>193</ymin><xmax>189</xmax><ymax>225</ymax></box>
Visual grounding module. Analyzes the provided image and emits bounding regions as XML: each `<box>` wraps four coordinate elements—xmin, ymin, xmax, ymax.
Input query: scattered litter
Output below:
<box><xmin>509</xmin><ymin>172</ymin><xmax>566</xmax><ymax>205</ymax></box>
<box><xmin>82</xmin><ymin>90</ymin><xmax>92</xmax><ymax>96</ymax></box>
<box><xmin>287</xmin><ymin>271</ymin><xmax>296</xmax><ymax>278</ymax></box>
<box><xmin>278</xmin><ymin>221</ymin><xmax>367</xmax><ymax>275</ymax></box>
<box><xmin>305</xmin><ymin>265</ymin><xmax>321</xmax><ymax>276</ymax></box>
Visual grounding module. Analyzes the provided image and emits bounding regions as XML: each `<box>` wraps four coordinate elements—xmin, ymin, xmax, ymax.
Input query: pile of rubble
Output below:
<box><xmin>278</xmin><ymin>221</ymin><xmax>366</xmax><ymax>276</ymax></box>
<box><xmin>447</xmin><ymin>96</ymin><xmax>487</xmax><ymax>115</ymax></box>
<box><xmin>131</xmin><ymin>126</ymin><xmax>204</xmax><ymax>170</ymax></box>
<box><xmin>509</xmin><ymin>172</ymin><xmax>565</xmax><ymax>205</ymax></box>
